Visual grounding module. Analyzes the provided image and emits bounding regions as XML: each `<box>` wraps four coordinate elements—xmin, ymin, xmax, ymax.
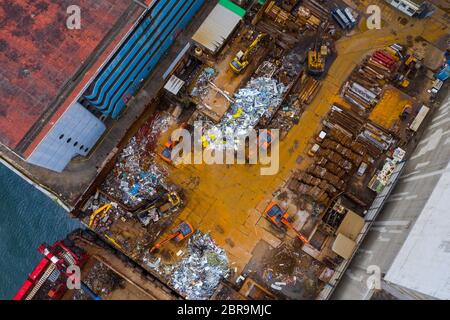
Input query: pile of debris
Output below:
<box><xmin>72</xmin><ymin>262</ymin><xmax>124</xmax><ymax>300</ymax></box>
<box><xmin>298</xmin><ymin>76</ymin><xmax>321</xmax><ymax>105</ymax></box>
<box><xmin>147</xmin><ymin>231</ymin><xmax>230</xmax><ymax>300</ymax></box>
<box><xmin>102</xmin><ymin>115</ymin><xmax>174</xmax><ymax>208</ymax></box>
<box><xmin>264</xmin><ymin>0</ymin><xmax>329</xmax><ymax>32</ymax></box>
<box><xmin>261</xmin><ymin>244</ymin><xmax>326</xmax><ymax>299</ymax></box>
<box><xmin>203</xmin><ymin>77</ymin><xmax>286</xmax><ymax>150</ymax></box>
<box><xmin>323</xmin><ymin>104</ymin><xmax>394</xmax><ymax>158</ymax></box>
<box><xmin>297</xmin><ymin>0</ymin><xmax>331</xmax><ymax>31</ymax></box>
<box><xmin>269</xmin><ymin>74</ymin><xmax>321</xmax><ymax>137</ymax></box>
<box><xmin>191</xmin><ymin>67</ymin><xmax>216</xmax><ymax>98</ymax></box>
<box><xmin>269</xmin><ymin>95</ymin><xmax>302</xmax><ymax>138</ymax></box>
<box><xmin>289</xmin><ymin>102</ymin><xmax>396</xmax><ymax>206</ymax></box>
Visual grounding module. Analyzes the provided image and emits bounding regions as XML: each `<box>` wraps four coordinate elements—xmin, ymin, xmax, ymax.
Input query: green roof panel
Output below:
<box><xmin>219</xmin><ymin>0</ymin><xmax>246</xmax><ymax>18</ymax></box>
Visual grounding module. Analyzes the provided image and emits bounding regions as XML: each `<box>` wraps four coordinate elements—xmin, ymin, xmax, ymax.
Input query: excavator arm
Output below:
<box><xmin>150</xmin><ymin>232</ymin><xmax>180</xmax><ymax>253</ymax></box>
<box><xmin>230</xmin><ymin>33</ymin><xmax>267</xmax><ymax>74</ymax></box>
<box><xmin>89</xmin><ymin>204</ymin><xmax>112</xmax><ymax>228</ymax></box>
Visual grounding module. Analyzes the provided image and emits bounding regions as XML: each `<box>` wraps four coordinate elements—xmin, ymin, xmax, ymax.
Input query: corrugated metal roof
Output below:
<box><xmin>27</xmin><ymin>102</ymin><xmax>106</xmax><ymax>173</ymax></box>
<box><xmin>192</xmin><ymin>2</ymin><xmax>243</xmax><ymax>54</ymax></box>
<box><xmin>164</xmin><ymin>75</ymin><xmax>185</xmax><ymax>95</ymax></box>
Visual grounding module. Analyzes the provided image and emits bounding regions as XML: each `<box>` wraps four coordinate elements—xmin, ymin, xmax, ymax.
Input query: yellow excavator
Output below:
<box><xmin>307</xmin><ymin>24</ymin><xmax>327</xmax><ymax>76</ymax></box>
<box><xmin>307</xmin><ymin>46</ymin><xmax>326</xmax><ymax>76</ymax></box>
<box><xmin>230</xmin><ymin>33</ymin><xmax>267</xmax><ymax>74</ymax></box>
<box><xmin>89</xmin><ymin>203</ymin><xmax>112</xmax><ymax>228</ymax></box>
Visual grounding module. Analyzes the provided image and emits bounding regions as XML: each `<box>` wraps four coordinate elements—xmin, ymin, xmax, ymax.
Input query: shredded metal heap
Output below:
<box><xmin>204</xmin><ymin>77</ymin><xmax>286</xmax><ymax>150</ymax></box>
<box><xmin>171</xmin><ymin>231</ymin><xmax>230</xmax><ymax>299</ymax></box>
<box><xmin>147</xmin><ymin>231</ymin><xmax>230</xmax><ymax>300</ymax></box>
<box><xmin>102</xmin><ymin>114</ymin><xmax>173</xmax><ymax>206</ymax></box>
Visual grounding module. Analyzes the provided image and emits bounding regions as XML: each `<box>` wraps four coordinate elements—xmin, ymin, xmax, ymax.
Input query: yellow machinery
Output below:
<box><xmin>307</xmin><ymin>49</ymin><xmax>326</xmax><ymax>75</ymax></box>
<box><xmin>89</xmin><ymin>203</ymin><xmax>112</xmax><ymax>228</ymax></box>
<box><xmin>405</xmin><ymin>55</ymin><xmax>418</xmax><ymax>66</ymax></box>
<box><xmin>230</xmin><ymin>33</ymin><xmax>267</xmax><ymax>74</ymax></box>
<box><xmin>104</xmin><ymin>233</ymin><xmax>124</xmax><ymax>250</ymax></box>
<box><xmin>168</xmin><ymin>192</ymin><xmax>181</xmax><ymax>207</ymax></box>
<box><xmin>307</xmin><ymin>24</ymin><xmax>327</xmax><ymax>76</ymax></box>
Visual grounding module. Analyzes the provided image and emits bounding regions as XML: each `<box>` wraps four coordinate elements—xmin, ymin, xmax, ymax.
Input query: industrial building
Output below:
<box><xmin>383</xmin><ymin>161</ymin><xmax>450</xmax><ymax>300</ymax></box>
<box><xmin>0</xmin><ymin>0</ymin><xmax>205</xmax><ymax>173</ymax></box>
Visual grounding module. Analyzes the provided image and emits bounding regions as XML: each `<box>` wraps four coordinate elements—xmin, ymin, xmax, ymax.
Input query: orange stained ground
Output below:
<box><xmin>369</xmin><ymin>86</ymin><xmax>413</xmax><ymax>130</ymax></box>
<box><xmin>154</xmin><ymin>0</ymin><xmax>449</xmax><ymax>276</ymax></box>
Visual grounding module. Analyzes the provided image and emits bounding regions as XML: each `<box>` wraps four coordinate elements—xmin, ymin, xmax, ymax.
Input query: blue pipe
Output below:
<box><xmin>84</xmin><ymin>1</ymin><xmax>162</xmax><ymax>100</ymax></box>
<box><xmin>86</xmin><ymin>0</ymin><xmax>169</xmax><ymax>104</ymax></box>
<box><xmin>80</xmin><ymin>282</ymin><xmax>102</xmax><ymax>300</ymax></box>
<box><xmin>89</xmin><ymin>0</ymin><xmax>181</xmax><ymax>109</ymax></box>
<box><xmin>109</xmin><ymin>0</ymin><xmax>202</xmax><ymax>118</ymax></box>
<box><xmin>110</xmin><ymin>0</ymin><xmax>205</xmax><ymax>119</ymax></box>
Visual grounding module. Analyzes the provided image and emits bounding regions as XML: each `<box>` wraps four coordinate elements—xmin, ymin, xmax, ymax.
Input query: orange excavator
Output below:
<box><xmin>150</xmin><ymin>221</ymin><xmax>194</xmax><ymax>253</ymax></box>
<box><xmin>264</xmin><ymin>202</ymin><xmax>309</xmax><ymax>243</ymax></box>
<box><xmin>159</xmin><ymin>123</ymin><xmax>191</xmax><ymax>164</ymax></box>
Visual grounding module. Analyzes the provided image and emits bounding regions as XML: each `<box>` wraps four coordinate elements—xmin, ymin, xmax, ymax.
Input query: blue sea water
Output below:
<box><xmin>0</xmin><ymin>163</ymin><xmax>81</xmax><ymax>300</ymax></box>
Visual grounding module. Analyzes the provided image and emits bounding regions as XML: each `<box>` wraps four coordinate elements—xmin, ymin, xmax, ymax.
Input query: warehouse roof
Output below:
<box><xmin>0</xmin><ymin>0</ymin><xmax>142</xmax><ymax>154</ymax></box>
<box><xmin>192</xmin><ymin>0</ymin><xmax>245</xmax><ymax>54</ymax></box>
<box><xmin>385</xmin><ymin>161</ymin><xmax>450</xmax><ymax>300</ymax></box>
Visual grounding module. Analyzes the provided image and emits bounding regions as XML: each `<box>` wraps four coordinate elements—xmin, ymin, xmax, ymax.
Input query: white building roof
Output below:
<box><xmin>164</xmin><ymin>75</ymin><xmax>185</xmax><ymax>95</ymax></box>
<box><xmin>385</xmin><ymin>161</ymin><xmax>450</xmax><ymax>299</ymax></box>
<box><xmin>192</xmin><ymin>0</ymin><xmax>244</xmax><ymax>54</ymax></box>
<box><xmin>27</xmin><ymin>102</ymin><xmax>106</xmax><ymax>173</ymax></box>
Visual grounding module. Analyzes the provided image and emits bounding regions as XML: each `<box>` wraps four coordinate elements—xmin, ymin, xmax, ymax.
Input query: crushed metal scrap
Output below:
<box><xmin>145</xmin><ymin>231</ymin><xmax>230</xmax><ymax>300</ymax></box>
<box><xmin>202</xmin><ymin>77</ymin><xmax>286</xmax><ymax>150</ymax></box>
<box><xmin>101</xmin><ymin>114</ymin><xmax>175</xmax><ymax>207</ymax></box>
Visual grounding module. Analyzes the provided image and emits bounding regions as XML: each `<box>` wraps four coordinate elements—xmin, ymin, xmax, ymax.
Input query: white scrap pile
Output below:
<box><xmin>172</xmin><ymin>231</ymin><xmax>230</xmax><ymax>299</ymax></box>
<box><xmin>204</xmin><ymin>77</ymin><xmax>286</xmax><ymax>150</ymax></box>
<box><xmin>148</xmin><ymin>231</ymin><xmax>230</xmax><ymax>300</ymax></box>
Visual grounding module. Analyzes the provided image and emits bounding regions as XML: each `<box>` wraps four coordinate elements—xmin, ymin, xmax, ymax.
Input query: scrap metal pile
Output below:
<box><xmin>203</xmin><ymin>77</ymin><xmax>286</xmax><ymax>150</ymax></box>
<box><xmin>72</xmin><ymin>262</ymin><xmax>124</xmax><ymax>300</ymax></box>
<box><xmin>191</xmin><ymin>67</ymin><xmax>216</xmax><ymax>98</ymax></box>
<box><xmin>269</xmin><ymin>95</ymin><xmax>302</xmax><ymax>138</ymax></box>
<box><xmin>261</xmin><ymin>244</ymin><xmax>326</xmax><ymax>299</ymax></box>
<box><xmin>341</xmin><ymin>45</ymin><xmax>403</xmax><ymax>113</ymax></box>
<box><xmin>147</xmin><ymin>231</ymin><xmax>230</xmax><ymax>300</ymax></box>
<box><xmin>264</xmin><ymin>0</ymin><xmax>331</xmax><ymax>32</ymax></box>
<box><xmin>269</xmin><ymin>58</ymin><xmax>320</xmax><ymax>137</ymax></box>
<box><xmin>296</xmin><ymin>0</ymin><xmax>333</xmax><ymax>31</ymax></box>
<box><xmin>102</xmin><ymin>115</ymin><xmax>173</xmax><ymax>208</ymax></box>
<box><xmin>289</xmin><ymin>103</ymin><xmax>396</xmax><ymax>207</ymax></box>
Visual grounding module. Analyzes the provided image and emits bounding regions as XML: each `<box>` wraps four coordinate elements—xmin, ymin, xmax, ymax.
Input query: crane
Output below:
<box><xmin>230</xmin><ymin>33</ymin><xmax>267</xmax><ymax>74</ymax></box>
<box><xmin>264</xmin><ymin>203</ymin><xmax>309</xmax><ymax>243</ymax></box>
